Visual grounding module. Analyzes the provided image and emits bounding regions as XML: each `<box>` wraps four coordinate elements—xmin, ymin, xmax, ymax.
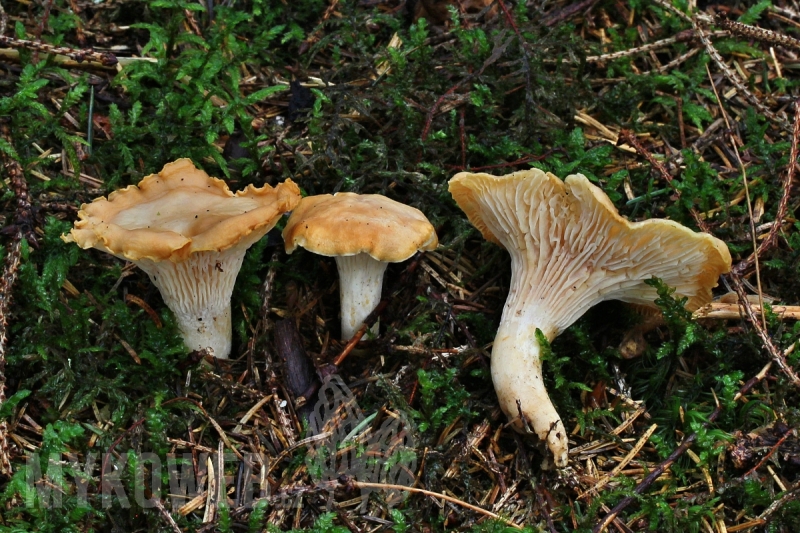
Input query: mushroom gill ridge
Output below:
<box><xmin>451</xmin><ymin>170</ymin><xmax>730</xmax><ymax>331</ymax></box>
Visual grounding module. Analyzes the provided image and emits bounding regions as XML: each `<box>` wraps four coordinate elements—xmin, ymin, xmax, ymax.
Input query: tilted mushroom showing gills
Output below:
<box><xmin>449</xmin><ymin>169</ymin><xmax>731</xmax><ymax>467</ymax></box>
<box><xmin>283</xmin><ymin>193</ymin><xmax>438</xmax><ymax>340</ymax></box>
<box><xmin>64</xmin><ymin>159</ymin><xmax>301</xmax><ymax>359</ymax></box>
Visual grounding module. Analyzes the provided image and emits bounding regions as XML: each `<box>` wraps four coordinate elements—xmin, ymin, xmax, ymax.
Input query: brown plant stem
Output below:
<box><xmin>701</xmin><ymin>66</ymin><xmax>798</xmax><ymax>384</ymax></box>
<box><xmin>0</xmin><ymin>126</ymin><xmax>31</xmax><ymax>476</ymax></box>
<box><xmin>0</xmin><ymin>238</ymin><xmax>21</xmax><ymax>476</ymax></box>
<box><xmin>0</xmin><ymin>35</ymin><xmax>117</xmax><ymax>66</ymax></box>
<box><xmin>692</xmin><ymin>16</ymin><xmax>788</xmax><ymax>129</ymax></box>
<box><xmin>727</xmin><ymin>274</ymin><xmax>800</xmax><ymax>385</ymax></box>
<box><xmin>715</xmin><ymin>14</ymin><xmax>800</xmax><ymax>51</ymax></box>
<box><xmin>618</xmin><ymin>129</ymin><xmax>708</xmax><ymax>231</ymax></box>
<box><xmin>741</xmin><ymin>430</ymin><xmax>792</xmax><ymax>479</ymax></box>
<box><xmin>694</xmin><ymin>302</ymin><xmax>800</xmax><ymax>321</ymax></box>
<box><xmin>32</xmin><ymin>0</ymin><xmax>54</xmax><ymax>64</ymax></box>
<box><xmin>542</xmin><ymin>0</ymin><xmax>601</xmax><ymax>27</ymax></box>
<box><xmin>734</xmin><ymin>98</ymin><xmax>800</xmax><ymax>275</ymax></box>
<box><xmin>152</xmin><ymin>496</ymin><xmax>182</xmax><ymax>533</ymax></box>
<box><xmin>350</xmin><ymin>480</ymin><xmax>524</xmax><ymax>529</ymax></box>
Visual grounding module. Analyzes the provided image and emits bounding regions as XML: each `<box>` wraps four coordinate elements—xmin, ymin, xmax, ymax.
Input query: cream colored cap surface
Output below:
<box><xmin>64</xmin><ymin>159</ymin><xmax>301</xmax><ymax>262</ymax></box>
<box><xmin>449</xmin><ymin>169</ymin><xmax>732</xmax><ymax>312</ymax></box>
<box><xmin>283</xmin><ymin>193</ymin><xmax>438</xmax><ymax>262</ymax></box>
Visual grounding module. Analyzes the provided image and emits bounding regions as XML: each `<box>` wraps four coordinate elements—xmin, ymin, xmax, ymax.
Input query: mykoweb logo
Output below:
<box><xmin>306</xmin><ymin>374</ymin><xmax>417</xmax><ymax>511</ymax></box>
<box><xmin>23</xmin><ymin>450</ymin><xmax>252</xmax><ymax>511</ymax></box>
<box><xmin>17</xmin><ymin>375</ymin><xmax>417</xmax><ymax>511</ymax></box>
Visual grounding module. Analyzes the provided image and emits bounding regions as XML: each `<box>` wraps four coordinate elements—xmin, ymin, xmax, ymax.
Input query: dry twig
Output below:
<box><xmin>754</xmin><ymin>481</ymin><xmax>800</xmax><ymax>527</ymax></box>
<box><xmin>0</xmin><ymin>238</ymin><xmax>20</xmax><ymax>476</ymax></box>
<box><xmin>701</xmin><ymin>66</ymin><xmax>799</xmax><ymax>385</ymax></box>
<box><xmin>542</xmin><ymin>0</ymin><xmax>601</xmax><ymax>27</ymax></box>
<box><xmin>0</xmin><ymin>1</ymin><xmax>6</xmax><ymax>37</ymax></box>
<box><xmin>704</xmin><ymin>64</ymin><xmax>768</xmax><ymax>334</ymax></box>
<box><xmin>618</xmin><ymin>129</ymin><xmax>708</xmax><ymax>231</ymax></box>
<box><xmin>351</xmin><ymin>479</ymin><xmax>524</xmax><ymax>529</ymax></box>
<box><xmin>0</xmin><ymin>125</ymin><xmax>32</xmax><ymax>476</ymax></box>
<box><xmin>0</xmin><ymin>35</ymin><xmax>117</xmax><ymax>66</ymax></box>
<box><xmin>585</xmin><ymin>30</ymin><xmax>725</xmax><ymax>63</ymax></box>
<box><xmin>726</xmin><ymin>274</ymin><xmax>800</xmax><ymax>385</ymax></box>
<box><xmin>734</xmin><ymin>98</ymin><xmax>800</xmax><ymax>275</ymax></box>
<box><xmin>694</xmin><ymin>302</ymin><xmax>800</xmax><ymax>321</ymax></box>
<box><xmin>693</xmin><ymin>16</ymin><xmax>789</xmax><ymax>129</ymax></box>
<box><xmin>153</xmin><ymin>497</ymin><xmax>183</xmax><ymax>533</ymax></box>
<box><xmin>715</xmin><ymin>14</ymin><xmax>800</xmax><ymax>51</ymax></box>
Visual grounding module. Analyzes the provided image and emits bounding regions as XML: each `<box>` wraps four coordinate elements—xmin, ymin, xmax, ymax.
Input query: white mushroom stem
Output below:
<box><xmin>335</xmin><ymin>253</ymin><xmax>388</xmax><ymax>341</ymax></box>
<box><xmin>492</xmin><ymin>300</ymin><xmax>567</xmax><ymax>466</ymax></box>
<box><xmin>137</xmin><ymin>249</ymin><xmax>246</xmax><ymax>359</ymax></box>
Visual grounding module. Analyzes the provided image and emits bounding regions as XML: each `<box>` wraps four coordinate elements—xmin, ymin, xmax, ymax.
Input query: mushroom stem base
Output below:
<box><xmin>491</xmin><ymin>318</ymin><xmax>568</xmax><ymax>467</ymax></box>
<box><xmin>138</xmin><ymin>250</ymin><xmax>244</xmax><ymax>359</ymax></box>
<box><xmin>336</xmin><ymin>253</ymin><xmax>388</xmax><ymax>341</ymax></box>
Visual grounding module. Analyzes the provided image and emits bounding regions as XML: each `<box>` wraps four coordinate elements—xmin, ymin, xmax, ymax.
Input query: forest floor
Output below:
<box><xmin>2</xmin><ymin>0</ymin><xmax>800</xmax><ymax>531</ymax></box>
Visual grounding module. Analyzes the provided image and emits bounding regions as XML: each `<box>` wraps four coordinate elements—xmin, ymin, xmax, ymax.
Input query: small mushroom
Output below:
<box><xmin>64</xmin><ymin>159</ymin><xmax>301</xmax><ymax>359</ymax></box>
<box><xmin>283</xmin><ymin>193</ymin><xmax>438</xmax><ymax>340</ymax></box>
<box><xmin>449</xmin><ymin>169</ymin><xmax>731</xmax><ymax>467</ymax></box>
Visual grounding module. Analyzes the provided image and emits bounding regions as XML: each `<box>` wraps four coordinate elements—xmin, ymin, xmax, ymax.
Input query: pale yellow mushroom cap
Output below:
<box><xmin>64</xmin><ymin>158</ymin><xmax>301</xmax><ymax>262</ymax></box>
<box><xmin>449</xmin><ymin>169</ymin><xmax>731</xmax><ymax>313</ymax></box>
<box><xmin>282</xmin><ymin>193</ymin><xmax>438</xmax><ymax>261</ymax></box>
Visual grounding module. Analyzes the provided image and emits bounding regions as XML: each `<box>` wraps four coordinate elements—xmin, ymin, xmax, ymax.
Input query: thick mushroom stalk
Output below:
<box><xmin>335</xmin><ymin>253</ymin><xmax>389</xmax><ymax>340</ymax></box>
<box><xmin>137</xmin><ymin>247</ymin><xmax>252</xmax><ymax>359</ymax></box>
<box><xmin>64</xmin><ymin>159</ymin><xmax>301</xmax><ymax>359</ymax></box>
<box><xmin>493</xmin><ymin>306</ymin><xmax>567</xmax><ymax>465</ymax></box>
<box><xmin>449</xmin><ymin>169</ymin><xmax>731</xmax><ymax>467</ymax></box>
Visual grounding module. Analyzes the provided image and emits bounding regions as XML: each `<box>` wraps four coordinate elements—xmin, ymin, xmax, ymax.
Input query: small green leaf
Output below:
<box><xmin>245</xmin><ymin>85</ymin><xmax>288</xmax><ymax>104</ymax></box>
<box><xmin>0</xmin><ymin>390</ymin><xmax>31</xmax><ymax>419</ymax></box>
<box><xmin>738</xmin><ymin>0</ymin><xmax>771</xmax><ymax>24</ymax></box>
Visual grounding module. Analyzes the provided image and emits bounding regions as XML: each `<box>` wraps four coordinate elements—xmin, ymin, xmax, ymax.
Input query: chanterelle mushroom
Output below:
<box><xmin>283</xmin><ymin>193</ymin><xmax>438</xmax><ymax>340</ymax></box>
<box><xmin>64</xmin><ymin>159</ymin><xmax>301</xmax><ymax>359</ymax></box>
<box><xmin>449</xmin><ymin>169</ymin><xmax>731</xmax><ymax>467</ymax></box>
